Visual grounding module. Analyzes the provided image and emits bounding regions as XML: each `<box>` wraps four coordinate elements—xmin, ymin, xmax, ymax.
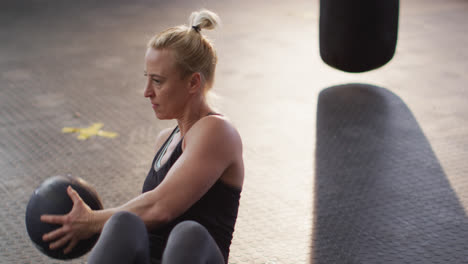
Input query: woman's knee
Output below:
<box><xmin>88</xmin><ymin>212</ymin><xmax>150</xmax><ymax>264</ymax></box>
<box><xmin>166</xmin><ymin>221</ymin><xmax>217</xmax><ymax>253</ymax></box>
<box><xmin>170</xmin><ymin>220</ymin><xmax>209</xmax><ymax>239</ymax></box>
<box><xmin>163</xmin><ymin>221</ymin><xmax>224</xmax><ymax>264</ymax></box>
<box><xmin>104</xmin><ymin>211</ymin><xmax>145</xmax><ymax>233</ymax></box>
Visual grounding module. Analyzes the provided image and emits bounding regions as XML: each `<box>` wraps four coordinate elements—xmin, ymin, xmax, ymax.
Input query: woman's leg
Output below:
<box><xmin>162</xmin><ymin>221</ymin><xmax>225</xmax><ymax>264</ymax></box>
<box><xmin>88</xmin><ymin>211</ymin><xmax>150</xmax><ymax>264</ymax></box>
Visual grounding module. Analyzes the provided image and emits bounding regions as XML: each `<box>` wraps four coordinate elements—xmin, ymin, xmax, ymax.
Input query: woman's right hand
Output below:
<box><xmin>41</xmin><ymin>186</ymin><xmax>99</xmax><ymax>254</ymax></box>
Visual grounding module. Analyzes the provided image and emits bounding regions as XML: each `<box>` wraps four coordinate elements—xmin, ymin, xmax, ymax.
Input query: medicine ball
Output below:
<box><xmin>25</xmin><ymin>175</ymin><xmax>103</xmax><ymax>259</ymax></box>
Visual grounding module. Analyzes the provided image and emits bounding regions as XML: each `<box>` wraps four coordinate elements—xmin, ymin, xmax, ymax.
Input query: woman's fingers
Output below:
<box><xmin>39</xmin><ymin>186</ymin><xmax>91</xmax><ymax>255</ymax></box>
<box><xmin>40</xmin><ymin>187</ymin><xmax>93</xmax><ymax>254</ymax></box>
<box><xmin>67</xmin><ymin>186</ymin><xmax>83</xmax><ymax>204</ymax></box>
<box><xmin>42</xmin><ymin>226</ymin><xmax>67</xmax><ymax>242</ymax></box>
<box><xmin>64</xmin><ymin>238</ymin><xmax>79</xmax><ymax>254</ymax></box>
<box><xmin>41</xmin><ymin>214</ymin><xmax>66</xmax><ymax>225</ymax></box>
<box><xmin>49</xmin><ymin>233</ymin><xmax>72</xmax><ymax>250</ymax></box>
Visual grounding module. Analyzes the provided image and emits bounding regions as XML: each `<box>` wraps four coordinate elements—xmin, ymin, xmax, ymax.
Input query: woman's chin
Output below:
<box><xmin>155</xmin><ymin>112</ymin><xmax>169</xmax><ymax>120</ymax></box>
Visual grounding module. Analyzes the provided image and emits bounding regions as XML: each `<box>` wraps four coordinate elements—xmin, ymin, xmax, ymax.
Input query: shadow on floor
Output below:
<box><xmin>311</xmin><ymin>84</ymin><xmax>468</xmax><ymax>263</ymax></box>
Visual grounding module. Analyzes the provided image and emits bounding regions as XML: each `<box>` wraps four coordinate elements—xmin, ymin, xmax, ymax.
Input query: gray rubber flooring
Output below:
<box><xmin>1</xmin><ymin>0</ymin><xmax>467</xmax><ymax>263</ymax></box>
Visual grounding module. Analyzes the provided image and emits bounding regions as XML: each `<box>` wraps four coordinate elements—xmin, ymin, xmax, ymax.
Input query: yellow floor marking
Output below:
<box><xmin>62</xmin><ymin>123</ymin><xmax>118</xmax><ymax>140</ymax></box>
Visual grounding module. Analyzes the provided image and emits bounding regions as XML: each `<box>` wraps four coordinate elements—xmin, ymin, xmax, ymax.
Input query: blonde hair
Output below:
<box><xmin>147</xmin><ymin>9</ymin><xmax>220</xmax><ymax>93</ymax></box>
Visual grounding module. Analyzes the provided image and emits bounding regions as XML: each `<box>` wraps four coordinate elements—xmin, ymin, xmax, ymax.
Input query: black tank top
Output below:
<box><xmin>142</xmin><ymin>122</ymin><xmax>241</xmax><ymax>263</ymax></box>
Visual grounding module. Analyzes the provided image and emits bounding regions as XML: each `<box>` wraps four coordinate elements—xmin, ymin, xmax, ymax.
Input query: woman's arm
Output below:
<box><xmin>108</xmin><ymin>116</ymin><xmax>241</xmax><ymax>228</ymax></box>
<box><xmin>42</xmin><ymin>116</ymin><xmax>242</xmax><ymax>253</ymax></box>
<box><xmin>132</xmin><ymin>116</ymin><xmax>242</xmax><ymax>228</ymax></box>
<box><xmin>40</xmin><ymin>126</ymin><xmax>177</xmax><ymax>251</ymax></box>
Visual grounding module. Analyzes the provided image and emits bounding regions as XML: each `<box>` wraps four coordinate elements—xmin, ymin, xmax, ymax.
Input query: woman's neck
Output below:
<box><xmin>176</xmin><ymin>98</ymin><xmax>212</xmax><ymax>137</ymax></box>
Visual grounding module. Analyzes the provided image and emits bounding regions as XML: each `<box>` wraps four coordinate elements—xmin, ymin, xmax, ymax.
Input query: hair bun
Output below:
<box><xmin>189</xmin><ymin>9</ymin><xmax>220</xmax><ymax>32</ymax></box>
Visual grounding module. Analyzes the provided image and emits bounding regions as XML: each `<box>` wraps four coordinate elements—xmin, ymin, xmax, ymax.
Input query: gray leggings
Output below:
<box><xmin>88</xmin><ymin>211</ymin><xmax>225</xmax><ymax>264</ymax></box>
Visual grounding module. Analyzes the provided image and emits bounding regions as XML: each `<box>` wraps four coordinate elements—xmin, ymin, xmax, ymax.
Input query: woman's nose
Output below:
<box><xmin>144</xmin><ymin>81</ymin><xmax>154</xmax><ymax>98</ymax></box>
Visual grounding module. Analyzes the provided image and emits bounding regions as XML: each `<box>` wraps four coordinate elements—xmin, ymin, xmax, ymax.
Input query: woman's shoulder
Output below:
<box><xmin>185</xmin><ymin>115</ymin><xmax>242</xmax><ymax>151</ymax></box>
<box><xmin>195</xmin><ymin>115</ymin><xmax>240</xmax><ymax>139</ymax></box>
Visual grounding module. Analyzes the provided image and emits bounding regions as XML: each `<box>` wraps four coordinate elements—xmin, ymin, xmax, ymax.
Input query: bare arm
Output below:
<box><xmin>103</xmin><ymin>116</ymin><xmax>241</xmax><ymax>229</ymax></box>
<box><xmin>88</xmin><ymin>126</ymin><xmax>178</xmax><ymax>230</ymax></box>
<box><xmin>42</xmin><ymin>117</ymin><xmax>242</xmax><ymax>252</ymax></box>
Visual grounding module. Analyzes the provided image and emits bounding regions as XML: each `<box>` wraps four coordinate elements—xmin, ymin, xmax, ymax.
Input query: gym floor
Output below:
<box><xmin>1</xmin><ymin>0</ymin><xmax>467</xmax><ymax>263</ymax></box>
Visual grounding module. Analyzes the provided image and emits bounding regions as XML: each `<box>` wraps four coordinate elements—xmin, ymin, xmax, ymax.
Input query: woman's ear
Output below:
<box><xmin>188</xmin><ymin>72</ymin><xmax>202</xmax><ymax>94</ymax></box>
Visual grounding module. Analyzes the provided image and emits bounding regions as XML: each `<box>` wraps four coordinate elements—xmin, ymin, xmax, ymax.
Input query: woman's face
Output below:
<box><xmin>144</xmin><ymin>48</ymin><xmax>191</xmax><ymax>120</ymax></box>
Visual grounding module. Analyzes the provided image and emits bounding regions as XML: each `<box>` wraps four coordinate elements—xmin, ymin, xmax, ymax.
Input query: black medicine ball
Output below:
<box><xmin>25</xmin><ymin>175</ymin><xmax>103</xmax><ymax>259</ymax></box>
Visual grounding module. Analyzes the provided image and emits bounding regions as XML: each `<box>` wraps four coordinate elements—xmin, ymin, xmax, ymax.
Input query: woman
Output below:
<box><xmin>41</xmin><ymin>9</ymin><xmax>244</xmax><ymax>264</ymax></box>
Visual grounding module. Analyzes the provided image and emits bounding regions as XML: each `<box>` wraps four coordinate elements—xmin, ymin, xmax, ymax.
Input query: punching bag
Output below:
<box><xmin>319</xmin><ymin>0</ymin><xmax>399</xmax><ymax>73</ymax></box>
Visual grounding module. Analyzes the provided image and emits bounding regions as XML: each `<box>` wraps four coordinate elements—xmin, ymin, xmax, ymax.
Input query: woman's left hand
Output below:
<box><xmin>40</xmin><ymin>186</ymin><xmax>98</xmax><ymax>254</ymax></box>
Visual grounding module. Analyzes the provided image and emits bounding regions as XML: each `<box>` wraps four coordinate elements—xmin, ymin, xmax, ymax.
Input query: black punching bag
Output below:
<box><xmin>319</xmin><ymin>0</ymin><xmax>399</xmax><ymax>73</ymax></box>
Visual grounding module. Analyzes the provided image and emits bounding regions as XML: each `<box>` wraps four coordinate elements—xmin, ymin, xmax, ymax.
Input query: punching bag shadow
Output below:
<box><xmin>312</xmin><ymin>84</ymin><xmax>468</xmax><ymax>263</ymax></box>
<box><xmin>319</xmin><ymin>0</ymin><xmax>399</xmax><ymax>73</ymax></box>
